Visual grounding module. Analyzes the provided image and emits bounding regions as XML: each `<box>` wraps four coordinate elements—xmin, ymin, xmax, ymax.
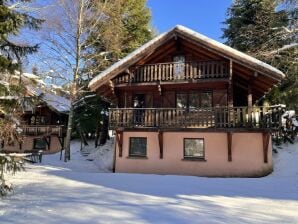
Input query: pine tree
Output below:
<box><xmin>0</xmin><ymin>0</ymin><xmax>43</xmax><ymax>144</ymax></box>
<box><xmin>76</xmin><ymin>0</ymin><xmax>153</xmax><ymax>146</ymax></box>
<box><xmin>222</xmin><ymin>0</ymin><xmax>298</xmax><ymax>110</ymax></box>
<box><xmin>85</xmin><ymin>0</ymin><xmax>153</xmax><ymax>76</ymax></box>
<box><xmin>0</xmin><ymin>0</ymin><xmax>42</xmax><ymax>196</ymax></box>
<box><xmin>0</xmin><ymin>0</ymin><xmax>43</xmax><ymax>73</ymax></box>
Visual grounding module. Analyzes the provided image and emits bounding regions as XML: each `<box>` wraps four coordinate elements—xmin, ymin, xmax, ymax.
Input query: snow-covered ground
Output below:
<box><xmin>0</xmin><ymin>139</ymin><xmax>298</xmax><ymax>224</ymax></box>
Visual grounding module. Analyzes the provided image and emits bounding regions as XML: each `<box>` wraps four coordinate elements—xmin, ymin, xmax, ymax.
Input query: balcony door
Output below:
<box><xmin>133</xmin><ymin>94</ymin><xmax>146</xmax><ymax>125</ymax></box>
<box><xmin>173</xmin><ymin>55</ymin><xmax>185</xmax><ymax>79</ymax></box>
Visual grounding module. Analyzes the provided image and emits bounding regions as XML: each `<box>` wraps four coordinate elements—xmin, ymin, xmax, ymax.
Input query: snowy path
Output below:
<box><xmin>0</xmin><ymin>141</ymin><xmax>298</xmax><ymax>224</ymax></box>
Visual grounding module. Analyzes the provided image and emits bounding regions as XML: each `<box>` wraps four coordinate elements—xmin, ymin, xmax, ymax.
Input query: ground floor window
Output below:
<box><xmin>129</xmin><ymin>137</ymin><xmax>147</xmax><ymax>157</ymax></box>
<box><xmin>33</xmin><ymin>138</ymin><xmax>47</xmax><ymax>150</ymax></box>
<box><xmin>183</xmin><ymin>138</ymin><xmax>205</xmax><ymax>159</ymax></box>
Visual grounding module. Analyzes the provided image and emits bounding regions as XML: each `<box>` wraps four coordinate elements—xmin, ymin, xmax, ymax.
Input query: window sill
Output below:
<box><xmin>126</xmin><ymin>156</ymin><xmax>148</xmax><ymax>159</ymax></box>
<box><xmin>182</xmin><ymin>157</ymin><xmax>207</xmax><ymax>162</ymax></box>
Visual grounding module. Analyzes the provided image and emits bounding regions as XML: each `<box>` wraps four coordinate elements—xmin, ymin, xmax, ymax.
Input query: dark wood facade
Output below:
<box><xmin>89</xmin><ymin>26</ymin><xmax>284</xmax><ymax>131</ymax></box>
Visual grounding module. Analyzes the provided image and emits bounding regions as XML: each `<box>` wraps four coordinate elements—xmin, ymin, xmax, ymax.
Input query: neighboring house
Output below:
<box><xmin>0</xmin><ymin>73</ymin><xmax>70</xmax><ymax>154</ymax></box>
<box><xmin>89</xmin><ymin>25</ymin><xmax>285</xmax><ymax>177</ymax></box>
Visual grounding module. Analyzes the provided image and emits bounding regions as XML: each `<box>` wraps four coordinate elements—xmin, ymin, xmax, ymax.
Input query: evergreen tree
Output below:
<box><xmin>0</xmin><ymin>0</ymin><xmax>42</xmax><ymax>196</ymax></box>
<box><xmin>85</xmin><ymin>0</ymin><xmax>153</xmax><ymax>77</ymax></box>
<box><xmin>0</xmin><ymin>0</ymin><xmax>43</xmax><ymax>72</ymax></box>
<box><xmin>222</xmin><ymin>0</ymin><xmax>298</xmax><ymax>110</ymax></box>
<box><xmin>0</xmin><ymin>0</ymin><xmax>42</xmax><ymax>144</ymax></box>
<box><xmin>76</xmin><ymin>0</ymin><xmax>153</xmax><ymax>146</ymax></box>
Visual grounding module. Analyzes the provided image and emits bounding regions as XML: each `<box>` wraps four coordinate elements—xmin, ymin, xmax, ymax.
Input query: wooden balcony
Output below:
<box><xmin>113</xmin><ymin>61</ymin><xmax>229</xmax><ymax>85</ymax></box>
<box><xmin>18</xmin><ymin>125</ymin><xmax>65</xmax><ymax>136</ymax></box>
<box><xmin>109</xmin><ymin>106</ymin><xmax>283</xmax><ymax>130</ymax></box>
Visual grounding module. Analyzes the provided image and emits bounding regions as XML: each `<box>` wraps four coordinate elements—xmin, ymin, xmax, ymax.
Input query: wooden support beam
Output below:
<box><xmin>116</xmin><ymin>131</ymin><xmax>123</xmax><ymax>157</ymax></box>
<box><xmin>59</xmin><ymin>136</ymin><xmax>64</xmax><ymax>160</ymax></box>
<box><xmin>227</xmin><ymin>132</ymin><xmax>232</xmax><ymax>162</ymax></box>
<box><xmin>58</xmin><ymin>137</ymin><xmax>64</xmax><ymax>148</ymax></box>
<box><xmin>158</xmin><ymin>131</ymin><xmax>163</xmax><ymax>159</ymax></box>
<box><xmin>262</xmin><ymin>132</ymin><xmax>270</xmax><ymax>163</ymax></box>
<box><xmin>247</xmin><ymin>76</ymin><xmax>255</xmax><ymax>124</ymax></box>
<box><xmin>227</xmin><ymin>60</ymin><xmax>233</xmax><ymax>107</ymax></box>
<box><xmin>109</xmin><ymin>80</ymin><xmax>115</xmax><ymax>95</ymax></box>
<box><xmin>43</xmin><ymin>136</ymin><xmax>51</xmax><ymax>150</ymax></box>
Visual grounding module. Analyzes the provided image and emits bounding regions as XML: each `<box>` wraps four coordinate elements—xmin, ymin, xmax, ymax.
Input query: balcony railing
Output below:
<box><xmin>109</xmin><ymin>106</ymin><xmax>283</xmax><ymax>130</ymax></box>
<box><xmin>113</xmin><ymin>61</ymin><xmax>229</xmax><ymax>84</ymax></box>
<box><xmin>18</xmin><ymin>125</ymin><xmax>65</xmax><ymax>136</ymax></box>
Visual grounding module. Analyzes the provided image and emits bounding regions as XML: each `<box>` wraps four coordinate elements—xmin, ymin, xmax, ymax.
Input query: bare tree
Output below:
<box><xmin>33</xmin><ymin>0</ymin><xmax>113</xmax><ymax>161</ymax></box>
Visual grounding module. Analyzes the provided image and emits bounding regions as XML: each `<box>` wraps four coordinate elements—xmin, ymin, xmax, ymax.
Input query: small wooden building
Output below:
<box><xmin>2</xmin><ymin>86</ymin><xmax>69</xmax><ymax>154</ymax></box>
<box><xmin>89</xmin><ymin>25</ymin><xmax>285</xmax><ymax>177</ymax></box>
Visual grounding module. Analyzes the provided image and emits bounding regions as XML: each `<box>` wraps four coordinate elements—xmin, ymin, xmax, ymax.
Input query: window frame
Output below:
<box><xmin>183</xmin><ymin>138</ymin><xmax>205</xmax><ymax>159</ymax></box>
<box><xmin>129</xmin><ymin>137</ymin><xmax>147</xmax><ymax>158</ymax></box>
<box><xmin>33</xmin><ymin>138</ymin><xmax>47</xmax><ymax>150</ymax></box>
<box><xmin>175</xmin><ymin>91</ymin><xmax>213</xmax><ymax>109</ymax></box>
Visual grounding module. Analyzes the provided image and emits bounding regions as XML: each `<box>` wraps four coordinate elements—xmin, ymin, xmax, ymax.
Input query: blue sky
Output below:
<box><xmin>24</xmin><ymin>0</ymin><xmax>232</xmax><ymax>74</ymax></box>
<box><xmin>147</xmin><ymin>0</ymin><xmax>232</xmax><ymax>42</ymax></box>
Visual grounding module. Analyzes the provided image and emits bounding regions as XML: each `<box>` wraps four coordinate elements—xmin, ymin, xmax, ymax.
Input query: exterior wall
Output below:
<box><xmin>115</xmin><ymin>131</ymin><xmax>273</xmax><ymax>177</ymax></box>
<box><xmin>3</xmin><ymin>136</ymin><xmax>62</xmax><ymax>154</ymax></box>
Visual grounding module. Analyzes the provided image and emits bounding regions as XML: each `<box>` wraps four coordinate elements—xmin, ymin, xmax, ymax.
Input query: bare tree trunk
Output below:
<box><xmin>94</xmin><ymin>119</ymin><xmax>100</xmax><ymax>147</ymax></box>
<box><xmin>64</xmin><ymin>104</ymin><xmax>74</xmax><ymax>161</ymax></box>
<box><xmin>77</xmin><ymin>123</ymin><xmax>88</xmax><ymax>146</ymax></box>
<box><xmin>64</xmin><ymin>0</ymin><xmax>83</xmax><ymax>162</ymax></box>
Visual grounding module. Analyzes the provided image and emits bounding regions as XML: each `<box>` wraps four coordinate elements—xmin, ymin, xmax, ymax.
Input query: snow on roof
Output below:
<box><xmin>22</xmin><ymin>72</ymin><xmax>41</xmax><ymax>80</ymax></box>
<box><xmin>27</xmin><ymin>86</ymin><xmax>71</xmax><ymax>113</ymax></box>
<box><xmin>89</xmin><ymin>25</ymin><xmax>285</xmax><ymax>91</ymax></box>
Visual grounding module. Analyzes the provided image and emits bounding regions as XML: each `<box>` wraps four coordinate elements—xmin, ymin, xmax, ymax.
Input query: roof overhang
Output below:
<box><xmin>88</xmin><ymin>25</ymin><xmax>285</xmax><ymax>94</ymax></box>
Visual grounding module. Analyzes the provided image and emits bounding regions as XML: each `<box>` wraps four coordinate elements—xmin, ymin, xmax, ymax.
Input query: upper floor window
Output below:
<box><xmin>133</xmin><ymin>94</ymin><xmax>145</xmax><ymax>108</ymax></box>
<box><xmin>176</xmin><ymin>92</ymin><xmax>212</xmax><ymax>109</ymax></box>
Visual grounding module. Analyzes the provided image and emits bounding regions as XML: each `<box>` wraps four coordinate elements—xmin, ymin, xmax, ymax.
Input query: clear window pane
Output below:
<box><xmin>200</xmin><ymin>92</ymin><xmax>212</xmax><ymax>108</ymax></box>
<box><xmin>189</xmin><ymin>93</ymin><xmax>200</xmax><ymax>109</ymax></box>
<box><xmin>184</xmin><ymin>138</ymin><xmax>204</xmax><ymax>158</ymax></box>
<box><xmin>176</xmin><ymin>93</ymin><xmax>188</xmax><ymax>109</ymax></box>
<box><xmin>129</xmin><ymin>137</ymin><xmax>147</xmax><ymax>156</ymax></box>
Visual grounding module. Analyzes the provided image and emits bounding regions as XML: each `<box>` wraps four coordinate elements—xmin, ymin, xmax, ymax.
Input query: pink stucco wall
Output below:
<box><xmin>3</xmin><ymin>136</ymin><xmax>62</xmax><ymax>154</ymax></box>
<box><xmin>115</xmin><ymin>131</ymin><xmax>273</xmax><ymax>177</ymax></box>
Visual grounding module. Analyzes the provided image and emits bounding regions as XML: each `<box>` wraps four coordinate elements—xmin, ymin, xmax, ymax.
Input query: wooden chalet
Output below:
<box><xmin>89</xmin><ymin>25</ymin><xmax>285</xmax><ymax>177</ymax></box>
<box><xmin>2</xmin><ymin>86</ymin><xmax>69</xmax><ymax>155</ymax></box>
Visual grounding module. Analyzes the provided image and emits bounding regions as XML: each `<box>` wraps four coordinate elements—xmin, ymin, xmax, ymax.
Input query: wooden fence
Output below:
<box><xmin>109</xmin><ymin>106</ymin><xmax>283</xmax><ymax>130</ymax></box>
<box><xmin>18</xmin><ymin>125</ymin><xmax>64</xmax><ymax>136</ymax></box>
<box><xmin>113</xmin><ymin>61</ymin><xmax>229</xmax><ymax>84</ymax></box>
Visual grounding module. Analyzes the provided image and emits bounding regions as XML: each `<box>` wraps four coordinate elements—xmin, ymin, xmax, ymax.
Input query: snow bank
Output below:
<box><xmin>0</xmin><ymin>140</ymin><xmax>297</xmax><ymax>224</ymax></box>
<box><xmin>271</xmin><ymin>142</ymin><xmax>298</xmax><ymax>177</ymax></box>
<box><xmin>86</xmin><ymin>140</ymin><xmax>114</xmax><ymax>172</ymax></box>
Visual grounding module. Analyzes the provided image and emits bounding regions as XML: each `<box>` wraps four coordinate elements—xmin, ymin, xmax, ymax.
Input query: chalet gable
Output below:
<box><xmin>89</xmin><ymin>25</ymin><xmax>285</xmax><ymax>103</ymax></box>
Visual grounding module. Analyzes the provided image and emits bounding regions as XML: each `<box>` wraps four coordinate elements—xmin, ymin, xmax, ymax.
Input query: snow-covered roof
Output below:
<box><xmin>27</xmin><ymin>86</ymin><xmax>71</xmax><ymax>113</ymax></box>
<box><xmin>89</xmin><ymin>25</ymin><xmax>285</xmax><ymax>91</ymax></box>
